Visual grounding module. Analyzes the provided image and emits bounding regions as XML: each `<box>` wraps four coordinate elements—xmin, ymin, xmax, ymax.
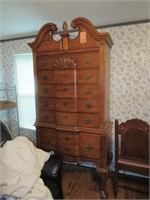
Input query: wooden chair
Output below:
<box><xmin>114</xmin><ymin>118</ymin><xmax>149</xmax><ymax>198</ymax></box>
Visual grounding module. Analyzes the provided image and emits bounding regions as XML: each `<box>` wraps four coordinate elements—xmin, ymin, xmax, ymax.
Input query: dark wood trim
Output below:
<box><xmin>0</xmin><ymin>35</ymin><xmax>36</xmax><ymax>43</ymax></box>
<box><xmin>95</xmin><ymin>19</ymin><xmax>150</xmax><ymax>29</ymax></box>
<box><xmin>1</xmin><ymin>19</ymin><xmax>149</xmax><ymax>43</ymax></box>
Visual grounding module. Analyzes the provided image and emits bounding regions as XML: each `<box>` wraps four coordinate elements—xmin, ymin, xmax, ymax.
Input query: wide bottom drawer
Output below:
<box><xmin>37</xmin><ymin>127</ymin><xmax>57</xmax><ymax>151</ymax></box>
<box><xmin>57</xmin><ymin>131</ymin><xmax>79</xmax><ymax>156</ymax></box>
<box><xmin>79</xmin><ymin>133</ymin><xmax>100</xmax><ymax>159</ymax></box>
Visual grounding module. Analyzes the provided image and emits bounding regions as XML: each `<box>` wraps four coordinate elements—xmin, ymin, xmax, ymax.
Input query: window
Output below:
<box><xmin>14</xmin><ymin>53</ymin><xmax>35</xmax><ymax>129</ymax></box>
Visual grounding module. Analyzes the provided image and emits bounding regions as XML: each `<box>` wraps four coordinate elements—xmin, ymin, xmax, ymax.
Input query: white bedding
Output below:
<box><xmin>0</xmin><ymin>136</ymin><xmax>53</xmax><ymax>200</ymax></box>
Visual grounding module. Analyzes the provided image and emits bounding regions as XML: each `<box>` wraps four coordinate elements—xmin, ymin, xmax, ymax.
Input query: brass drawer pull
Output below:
<box><xmin>64</xmin><ymin>147</ymin><xmax>70</xmax><ymax>152</ymax></box>
<box><xmin>86</xmin><ymin>144</ymin><xmax>94</xmax><ymax>150</ymax></box>
<box><xmin>44</xmin><ymin>88</ymin><xmax>49</xmax><ymax>94</ymax></box>
<box><xmin>63</xmin><ymin>73</ymin><xmax>67</xmax><ymax>78</ymax></box>
<box><xmin>62</xmin><ymin>101</ymin><xmax>68</xmax><ymax>106</ymax></box>
<box><xmin>85</xmin><ymin>58</ymin><xmax>92</xmax><ymax>64</ymax></box>
<box><xmin>42</xmin><ymin>75</ymin><xmax>48</xmax><ymax>80</ymax></box>
<box><xmin>44</xmin><ymin>101</ymin><xmax>49</xmax><ymax>107</ymax></box>
<box><xmin>85</xmin><ymin>89</ymin><xmax>92</xmax><ymax>95</ymax></box>
<box><xmin>43</xmin><ymin>115</ymin><xmax>49</xmax><ymax>120</ymax></box>
<box><xmin>64</xmin><ymin>136</ymin><xmax>70</xmax><ymax>141</ymax></box>
<box><xmin>63</xmin><ymin>87</ymin><xmax>68</xmax><ymax>92</ymax></box>
<box><xmin>64</xmin><ymin>116</ymin><xmax>69</xmax><ymax>120</ymax></box>
<box><xmin>85</xmin><ymin>103</ymin><xmax>93</xmax><ymax>109</ymax></box>
<box><xmin>47</xmin><ymin>139</ymin><xmax>51</xmax><ymax>144</ymax></box>
<box><xmin>41</xmin><ymin>62</ymin><xmax>48</xmax><ymax>67</ymax></box>
<box><xmin>84</xmin><ymin>74</ymin><xmax>92</xmax><ymax>80</ymax></box>
<box><xmin>85</xmin><ymin>118</ymin><xmax>92</xmax><ymax>124</ymax></box>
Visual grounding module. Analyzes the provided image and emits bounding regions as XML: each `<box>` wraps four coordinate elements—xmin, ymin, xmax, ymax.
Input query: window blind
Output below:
<box><xmin>14</xmin><ymin>53</ymin><xmax>35</xmax><ymax>129</ymax></box>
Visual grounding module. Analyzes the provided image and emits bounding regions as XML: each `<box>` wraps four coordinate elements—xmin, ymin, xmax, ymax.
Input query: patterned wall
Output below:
<box><xmin>0</xmin><ymin>38</ymin><xmax>34</xmax><ymax>140</ymax></box>
<box><xmin>1</xmin><ymin>23</ymin><xmax>150</xmax><ymax>147</ymax></box>
<box><xmin>106</xmin><ymin>24</ymin><xmax>150</xmax><ymax>124</ymax></box>
<box><xmin>0</xmin><ymin>42</ymin><xmax>5</xmax><ymax>124</ymax></box>
<box><xmin>0</xmin><ymin>42</ymin><xmax>2</xmax><ymax>80</ymax></box>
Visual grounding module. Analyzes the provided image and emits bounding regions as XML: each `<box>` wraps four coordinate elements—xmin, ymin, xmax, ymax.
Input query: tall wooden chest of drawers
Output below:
<box><xmin>29</xmin><ymin>17</ymin><xmax>113</xmax><ymax>198</ymax></box>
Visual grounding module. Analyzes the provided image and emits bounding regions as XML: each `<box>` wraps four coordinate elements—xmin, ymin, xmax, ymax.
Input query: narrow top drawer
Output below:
<box><xmin>36</xmin><ymin>55</ymin><xmax>57</xmax><ymax>69</ymax></box>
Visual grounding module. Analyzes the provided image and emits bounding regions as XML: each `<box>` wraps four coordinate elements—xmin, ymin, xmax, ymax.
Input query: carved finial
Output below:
<box><xmin>63</xmin><ymin>21</ymin><xmax>68</xmax><ymax>33</ymax></box>
<box><xmin>60</xmin><ymin>21</ymin><xmax>70</xmax><ymax>50</ymax></box>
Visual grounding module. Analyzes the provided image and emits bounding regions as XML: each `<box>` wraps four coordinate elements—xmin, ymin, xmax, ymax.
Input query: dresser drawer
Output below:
<box><xmin>38</xmin><ymin>85</ymin><xmax>54</xmax><ymax>97</ymax></box>
<box><xmin>78</xmin><ymin>113</ymin><xmax>99</xmax><ymax>128</ymax></box>
<box><xmin>54</xmin><ymin>69</ymin><xmax>76</xmax><ymax>83</ymax></box>
<box><xmin>77</xmin><ymin>69</ymin><xmax>98</xmax><ymax>84</ymax></box>
<box><xmin>58</xmin><ymin>146</ymin><xmax>79</xmax><ymax>156</ymax></box>
<box><xmin>55</xmin><ymin>98</ymin><xmax>77</xmax><ymax>112</ymax></box>
<box><xmin>79</xmin><ymin>133</ymin><xmax>100</xmax><ymax>159</ymax></box>
<box><xmin>37</xmin><ymin>70</ymin><xmax>54</xmax><ymax>84</ymax></box>
<box><xmin>78</xmin><ymin>99</ymin><xmax>99</xmax><ymax>113</ymax></box>
<box><xmin>55</xmin><ymin>84</ymin><xmax>76</xmax><ymax>98</ymax></box>
<box><xmin>56</xmin><ymin>112</ymin><xmax>77</xmax><ymax>126</ymax></box>
<box><xmin>38</xmin><ymin>110</ymin><xmax>55</xmax><ymax>123</ymax></box>
<box><xmin>36</xmin><ymin>55</ymin><xmax>57</xmax><ymax>69</ymax></box>
<box><xmin>77</xmin><ymin>84</ymin><xmax>98</xmax><ymax>98</ymax></box>
<box><xmin>69</xmin><ymin>52</ymin><xmax>99</xmax><ymax>68</ymax></box>
<box><xmin>57</xmin><ymin>131</ymin><xmax>79</xmax><ymax>156</ymax></box>
<box><xmin>38</xmin><ymin>97</ymin><xmax>54</xmax><ymax>110</ymax></box>
<box><xmin>57</xmin><ymin>131</ymin><xmax>79</xmax><ymax>145</ymax></box>
<box><xmin>37</xmin><ymin>128</ymin><xmax>57</xmax><ymax>151</ymax></box>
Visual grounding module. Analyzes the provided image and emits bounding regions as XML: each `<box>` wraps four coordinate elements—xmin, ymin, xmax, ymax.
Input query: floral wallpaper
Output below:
<box><xmin>1</xmin><ymin>23</ymin><xmax>150</xmax><ymax>158</ymax></box>
<box><xmin>0</xmin><ymin>42</ymin><xmax>2</xmax><ymax>81</ymax></box>
<box><xmin>0</xmin><ymin>42</ymin><xmax>6</xmax><ymax>127</ymax></box>
<box><xmin>0</xmin><ymin>39</ymin><xmax>34</xmax><ymax>139</ymax></box>
<box><xmin>106</xmin><ymin>24</ymin><xmax>150</xmax><ymax>125</ymax></box>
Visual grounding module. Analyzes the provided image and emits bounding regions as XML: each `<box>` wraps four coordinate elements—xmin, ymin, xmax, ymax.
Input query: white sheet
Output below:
<box><xmin>0</xmin><ymin>136</ymin><xmax>53</xmax><ymax>200</ymax></box>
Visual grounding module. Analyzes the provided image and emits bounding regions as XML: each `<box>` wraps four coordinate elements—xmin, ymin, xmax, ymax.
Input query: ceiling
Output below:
<box><xmin>0</xmin><ymin>0</ymin><xmax>150</xmax><ymax>40</ymax></box>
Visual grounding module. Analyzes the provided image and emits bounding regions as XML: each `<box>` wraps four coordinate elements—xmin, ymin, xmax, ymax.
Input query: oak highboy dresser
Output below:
<box><xmin>29</xmin><ymin>17</ymin><xmax>113</xmax><ymax>198</ymax></box>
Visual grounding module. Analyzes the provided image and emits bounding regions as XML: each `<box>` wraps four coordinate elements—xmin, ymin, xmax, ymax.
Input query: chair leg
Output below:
<box><xmin>110</xmin><ymin>170</ymin><xmax>119</xmax><ymax>198</ymax></box>
<box><xmin>113</xmin><ymin>170</ymin><xmax>119</xmax><ymax>198</ymax></box>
